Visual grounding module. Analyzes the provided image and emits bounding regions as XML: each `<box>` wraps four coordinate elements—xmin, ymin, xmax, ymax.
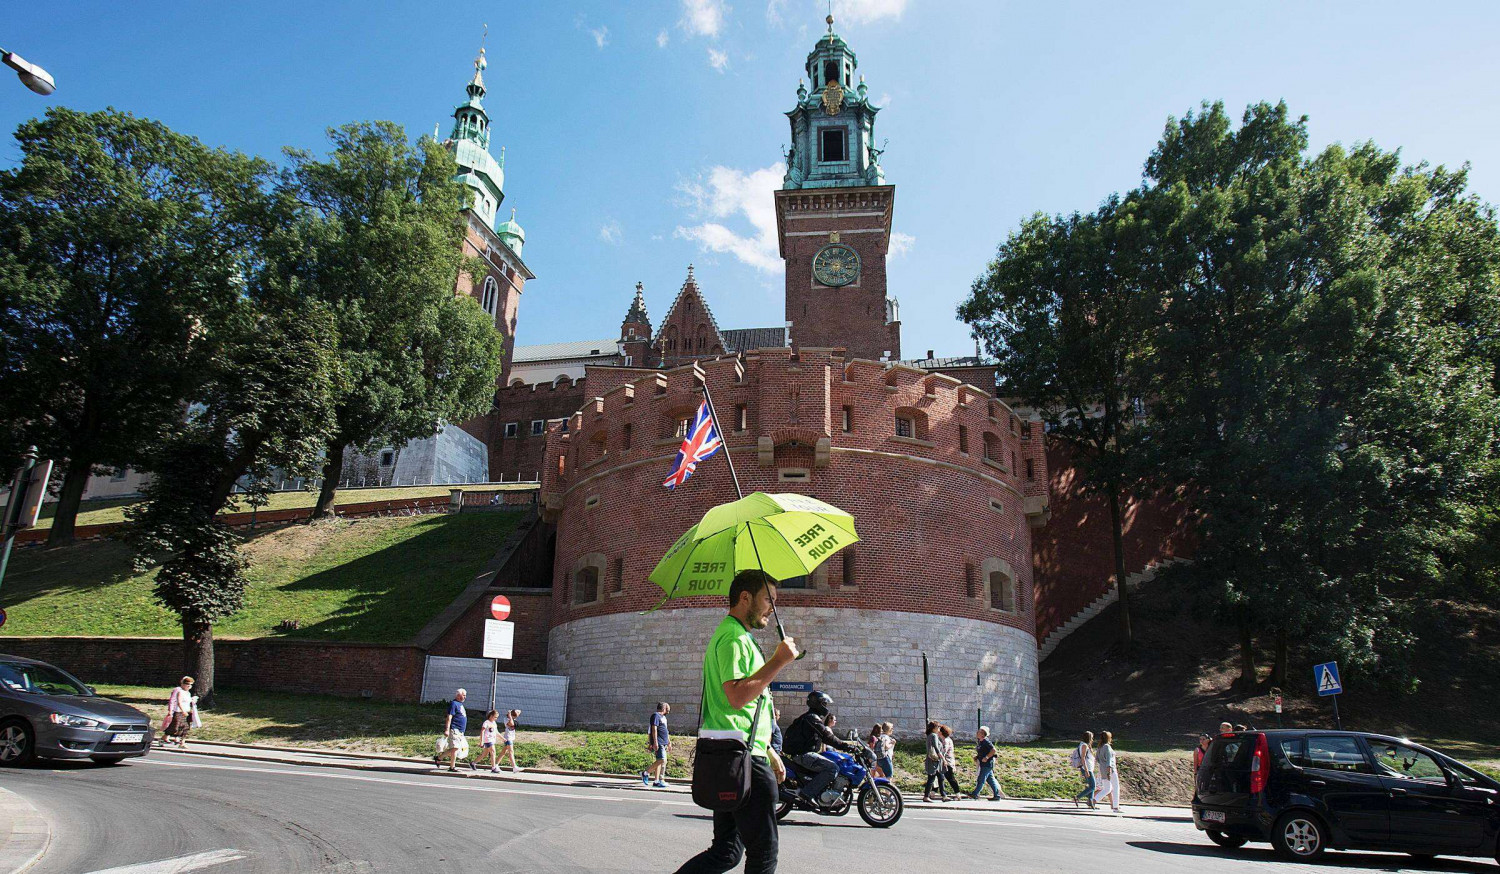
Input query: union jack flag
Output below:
<box><xmin>663</xmin><ymin>400</ymin><xmax>723</xmax><ymax>489</ymax></box>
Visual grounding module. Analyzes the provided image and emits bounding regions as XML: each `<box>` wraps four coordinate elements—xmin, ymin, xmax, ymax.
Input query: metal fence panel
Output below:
<box><xmin>420</xmin><ymin>656</ymin><xmax>569</xmax><ymax>728</ymax></box>
<box><xmin>492</xmin><ymin>671</ymin><xmax>569</xmax><ymax>728</ymax></box>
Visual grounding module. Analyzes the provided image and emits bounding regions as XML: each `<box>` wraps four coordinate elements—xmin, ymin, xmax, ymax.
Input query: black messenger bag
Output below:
<box><xmin>690</xmin><ymin>684</ymin><xmax>766</xmax><ymax>812</ymax></box>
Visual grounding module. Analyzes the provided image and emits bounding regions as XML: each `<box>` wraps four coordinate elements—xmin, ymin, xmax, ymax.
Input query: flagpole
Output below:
<box><xmin>698</xmin><ymin>379</ymin><xmax>742</xmax><ymax>501</ymax></box>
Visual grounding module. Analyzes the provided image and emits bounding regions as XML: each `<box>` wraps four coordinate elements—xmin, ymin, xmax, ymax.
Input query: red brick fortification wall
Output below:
<box><xmin>537</xmin><ymin>349</ymin><xmax>1050</xmax><ymax>739</ymax></box>
<box><xmin>1030</xmin><ymin>442</ymin><xmax>1198</xmax><ymax>643</ymax></box>
<box><xmin>0</xmin><ymin>637</ymin><xmax>424</xmax><ymax>701</ymax></box>
<box><xmin>464</xmin><ymin>377</ymin><xmax>590</xmax><ymax>482</ymax></box>
<box><xmin>427</xmin><ymin>587</ymin><xmax>553</xmax><ymax>675</ymax></box>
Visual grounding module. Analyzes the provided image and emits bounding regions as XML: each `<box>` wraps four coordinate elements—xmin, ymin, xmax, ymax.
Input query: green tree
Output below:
<box><xmin>960</xmin><ymin>195</ymin><xmax>1158</xmax><ymax>645</ymax></box>
<box><xmin>1139</xmin><ymin>102</ymin><xmax>1500</xmax><ymax>689</ymax></box>
<box><xmin>282</xmin><ymin>122</ymin><xmax>502</xmax><ymax>516</ymax></box>
<box><xmin>130</xmin><ymin>297</ymin><xmax>341</xmax><ymax>705</ymax></box>
<box><xmin>0</xmin><ymin>108</ymin><xmax>270</xmax><ymax>546</ymax></box>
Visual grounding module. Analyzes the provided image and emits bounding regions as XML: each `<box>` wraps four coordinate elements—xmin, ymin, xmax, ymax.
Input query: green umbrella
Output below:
<box><xmin>648</xmin><ymin>492</ymin><xmax>859</xmax><ymax>643</ymax></box>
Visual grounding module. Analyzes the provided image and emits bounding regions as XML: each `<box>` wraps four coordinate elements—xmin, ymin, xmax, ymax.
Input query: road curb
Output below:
<box><xmin>160</xmin><ymin>741</ymin><xmax>1190</xmax><ymax>818</ymax></box>
<box><xmin>0</xmin><ymin>786</ymin><xmax>51</xmax><ymax>874</ymax></box>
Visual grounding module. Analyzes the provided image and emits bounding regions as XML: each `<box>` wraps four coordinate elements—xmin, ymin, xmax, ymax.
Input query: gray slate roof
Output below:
<box><xmin>900</xmin><ymin>354</ymin><xmax>993</xmax><ymax>370</ymax></box>
<box><xmin>512</xmin><ymin>338</ymin><xmax>620</xmax><ymax>363</ymax></box>
<box><xmin>722</xmin><ymin>327</ymin><xmax>787</xmax><ymax>352</ymax></box>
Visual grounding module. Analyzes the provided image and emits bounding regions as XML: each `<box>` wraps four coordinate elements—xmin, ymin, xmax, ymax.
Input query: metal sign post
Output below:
<box><xmin>484</xmin><ymin>618</ymin><xmax>514</xmax><ymax>714</ymax></box>
<box><xmin>1314</xmin><ymin>661</ymin><xmax>1343</xmax><ymax>730</ymax></box>
<box><xmin>921</xmin><ymin>652</ymin><xmax>930</xmax><ymax>726</ymax></box>
<box><xmin>976</xmin><ymin>670</ymin><xmax>982</xmax><ymax>737</ymax></box>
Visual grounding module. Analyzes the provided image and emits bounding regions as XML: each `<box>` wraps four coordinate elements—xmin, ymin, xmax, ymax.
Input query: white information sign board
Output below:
<box><xmin>483</xmin><ymin>619</ymin><xmax>514</xmax><ymax>660</ymax></box>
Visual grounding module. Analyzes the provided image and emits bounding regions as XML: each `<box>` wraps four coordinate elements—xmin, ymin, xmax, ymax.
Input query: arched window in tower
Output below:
<box><xmin>823</xmin><ymin>61</ymin><xmax>837</xmax><ymax>85</ymax></box>
<box><xmin>481</xmin><ymin>275</ymin><xmax>499</xmax><ymax>316</ymax></box>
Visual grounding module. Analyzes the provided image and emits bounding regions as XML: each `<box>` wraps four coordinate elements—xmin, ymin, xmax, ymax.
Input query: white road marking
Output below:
<box><xmin>139</xmin><ymin>757</ymin><xmax>688</xmax><ymax>806</ymax></box>
<box><xmin>82</xmin><ymin>848</ymin><xmax>247</xmax><ymax>874</ymax></box>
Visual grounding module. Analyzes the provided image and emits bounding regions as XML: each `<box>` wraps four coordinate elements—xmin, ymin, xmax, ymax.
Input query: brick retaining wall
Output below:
<box><xmin>0</xmin><ymin>637</ymin><xmax>424</xmax><ymax>702</ymax></box>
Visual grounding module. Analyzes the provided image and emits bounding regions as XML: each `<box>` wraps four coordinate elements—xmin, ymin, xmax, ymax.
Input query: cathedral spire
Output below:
<box><xmin>446</xmin><ymin>32</ymin><xmax>506</xmax><ymax>229</ymax></box>
<box><xmin>781</xmin><ymin>10</ymin><xmax>885</xmax><ymax>190</ymax></box>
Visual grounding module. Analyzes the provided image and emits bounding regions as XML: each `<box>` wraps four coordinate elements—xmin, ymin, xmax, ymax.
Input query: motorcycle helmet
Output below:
<box><xmin>806</xmin><ymin>691</ymin><xmax>832</xmax><ymax>716</ymax></box>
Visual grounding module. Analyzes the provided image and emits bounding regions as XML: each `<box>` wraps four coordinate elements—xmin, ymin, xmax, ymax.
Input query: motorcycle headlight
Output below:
<box><xmin>48</xmin><ymin>713</ymin><xmax>103</xmax><ymax>728</ymax></box>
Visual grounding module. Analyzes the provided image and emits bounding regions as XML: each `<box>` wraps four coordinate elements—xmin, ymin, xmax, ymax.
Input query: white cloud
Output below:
<box><xmin>675</xmin><ymin>163</ymin><xmax>784</xmax><ymax>273</ymax></box>
<box><xmin>681</xmin><ymin>0</ymin><xmax>729</xmax><ymax>37</ymax></box>
<box><xmin>769</xmin><ymin>0</ymin><xmax>907</xmax><ymax>27</ymax></box>
<box><xmin>889</xmin><ymin>231</ymin><xmax>915</xmax><ymax>258</ymax></box>
<box><xmin>656</xmin><ymin>29</ymin><xmax>670</xmax><ymax>48</ymax></box>
<box><xmin>707</xmin><ymin>47</ymin><xmax>730</xmax><ymax>71</ymax></box>
<box><xmin>591</xmin><ymin>26</ymin><xmax>610</xmax><ymax>48</ymax></box>
<box><xmin>833</xmin><ymin>0</ymin><xmax>907</xmax><ymax>24</ymax></box>
<box><xmin>600</xmin><ymin>220</ymin><xmax>623</xmax><ymax>244</ymax></box>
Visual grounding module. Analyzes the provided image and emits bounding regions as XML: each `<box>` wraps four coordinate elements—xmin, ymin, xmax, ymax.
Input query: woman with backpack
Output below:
<box><xmin>1070</xmin><ymin>730</ymin><xmax>1096</xmax><ymax>809</ymax></box>
<box><xmin>922</xmin><ymin>720</ymin><xmax>948</xmax><ymax>801</ymax></box>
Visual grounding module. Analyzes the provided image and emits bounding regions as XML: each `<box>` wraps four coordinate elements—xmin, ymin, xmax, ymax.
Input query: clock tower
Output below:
<box><xmin>775</xmin><ymin>12</ymin><xmax>900</xmax><ymax>360</ymax></box>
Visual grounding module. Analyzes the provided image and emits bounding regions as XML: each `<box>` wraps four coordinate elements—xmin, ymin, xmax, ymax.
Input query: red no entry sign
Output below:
<box><xmin>489</xmin><ymin>595</ymin><xmax>511</xmax><ymax>622</ymax></box>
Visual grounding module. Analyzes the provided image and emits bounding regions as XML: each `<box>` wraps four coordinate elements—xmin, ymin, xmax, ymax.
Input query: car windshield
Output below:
<box><xmin>0</xmin><ymin>662</ymin><xmax>90</xmax><ymax>697</ymax></box>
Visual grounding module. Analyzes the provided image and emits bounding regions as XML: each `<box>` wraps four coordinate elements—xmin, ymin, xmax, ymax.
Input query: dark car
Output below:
<box><xmin>0</xmin><ymin>654</ymin><xmax>153</xmax><ymax>766</ymax></box>
<box><xmin>1193</xmin><ymin>729</ymin><xmax>1500</xmax><ymax>863</ymax></box>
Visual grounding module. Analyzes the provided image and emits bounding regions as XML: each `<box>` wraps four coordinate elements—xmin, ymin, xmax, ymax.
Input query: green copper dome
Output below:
<box><xmin>447</xmin><ymin>45</ymin><xmax>506</xmax><ymax>229</ymax></box>
<box><xmin>496</xmin><ymin>207</ymin><xmax>525</xmax><ymax>256</ymax></box>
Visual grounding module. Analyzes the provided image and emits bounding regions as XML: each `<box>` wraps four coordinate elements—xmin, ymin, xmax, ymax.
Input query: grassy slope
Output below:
<box><xmin>2</xmin><ymin>513</ymin><xmax>520</xmax><ymax>642</ymax></box>
<box><xmin>31</xmin><ymin>484</ymin><xmax>534</xmax><ymax>530</ymax></box>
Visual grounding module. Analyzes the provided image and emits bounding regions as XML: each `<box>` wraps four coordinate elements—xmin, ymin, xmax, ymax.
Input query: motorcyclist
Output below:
<box><xmin>780</xmin><ymin>691</ymin><xmax>862</xmax><ymax>802</ymax></box>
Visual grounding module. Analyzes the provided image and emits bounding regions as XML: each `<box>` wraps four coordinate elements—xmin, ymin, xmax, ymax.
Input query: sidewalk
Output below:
<box><xmin>0</xmin><ymin>786</ymin><xmax>50</xmax><ymax>874</ymax></box>
<box><xmin>157</xmin><ymin>740</ymin><xmax>1190</xmax><ymax>823</ymax></box>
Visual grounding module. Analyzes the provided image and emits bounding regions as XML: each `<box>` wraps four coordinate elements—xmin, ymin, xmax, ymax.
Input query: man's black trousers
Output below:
<box><xmin>675</xmin><ymin>757</ymin><xmax>779</xmax><ymax>874</ymax></box>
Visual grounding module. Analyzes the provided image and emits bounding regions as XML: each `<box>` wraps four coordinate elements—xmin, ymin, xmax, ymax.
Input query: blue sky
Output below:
<box><xmin>5</xmin><ymin>1</ymin><xmax>1499</xmax><ymax>357</ymax></box>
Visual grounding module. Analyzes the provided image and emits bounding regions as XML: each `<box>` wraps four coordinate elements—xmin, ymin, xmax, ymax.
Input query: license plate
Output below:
<box><xmin>111</xmin><ymin>732</ymin><xmax>145</xmax><ymax>744</ymax></box>
<box><xmin>1201</xmin><ymin>810</ymin><xmax>1226</xmax><ymax>823</ymax></box>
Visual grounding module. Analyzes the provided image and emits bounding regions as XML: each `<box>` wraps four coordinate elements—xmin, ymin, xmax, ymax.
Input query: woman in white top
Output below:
<box><xmin>1093</xmin><ymin>730</ymin><xmax>1121</xmax><ymax>812</ymax></box>
<box><xmin>163</xmin><ymin>676</ymin><xmax>196</xmax><ymax>748</ymax></box>
<box><xmin>480</xmin><ymin>710</ymin><xmax>500</xmax><ymax>773</ymax></box>
<box><xmin>1073</xmin><ymin>730</ymin><xmax>1097</xmax><ymax>809</ymax></box>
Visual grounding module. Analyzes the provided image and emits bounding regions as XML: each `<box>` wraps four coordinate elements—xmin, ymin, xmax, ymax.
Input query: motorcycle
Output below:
<box><xmin>776</xmin><ymin>731</ymin><xmax>903</xmax><ymax>827</ymax></box>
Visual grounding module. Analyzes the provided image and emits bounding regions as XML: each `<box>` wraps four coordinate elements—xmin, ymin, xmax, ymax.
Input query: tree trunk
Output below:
<box><xmin>1271</xmin><ymin>627</ymin><xmax>1289</xmax><ymax>688</ymax></box>
<box><xmin>182</xmin><ymin>617</ymin><xmax>215</xmax><ymax>708</ymax></box>
<box><xmin>45</xmin><ymin>455</ymin><xmax>94</xmax><ymax>548</ymax></box>
<box><xmin>1236</xmin><ymin>621</ymin><xmax>1258</xmax><ymax>690</ymax></box>
<box><xmin>1105</xmin><ymin>479</ymin><xmax>1133</xmax><ymax>647</ymax></box>
<box><xmin>311</xmin><ymin>440</ymin><xmax>344</xmax><ymax>520</ymax></box>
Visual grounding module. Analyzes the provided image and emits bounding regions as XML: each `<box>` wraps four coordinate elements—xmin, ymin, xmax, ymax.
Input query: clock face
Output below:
<box><xmin>812</xmin><ymin>243</ymin><xmax>860</xmax><ymax>287</ymax></box>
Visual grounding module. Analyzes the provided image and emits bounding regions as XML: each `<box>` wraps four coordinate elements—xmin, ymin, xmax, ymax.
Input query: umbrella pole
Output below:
<box><xmin>699</xmin><ymin>380</ymin><xmax>743</xmax><ymax>501</ymax></box>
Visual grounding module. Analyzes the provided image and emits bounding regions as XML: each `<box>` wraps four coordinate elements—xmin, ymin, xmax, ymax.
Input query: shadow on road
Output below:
<box><xmin>672</xmin><ymin>813</ymin><xmax>867</xmax><ymax>829</ymax></box>
<box><xmin>1128</xmin><ymin>842</ymin><xmax>1493</xmax><ymax>872</ymax></box>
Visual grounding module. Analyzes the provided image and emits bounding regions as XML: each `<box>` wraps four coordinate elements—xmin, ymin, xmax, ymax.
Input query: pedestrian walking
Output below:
<box><xmin>968</xmin><ymin>726</ymin><xmax>1005</xmax><ymax>800</ymax></box>
<box><xmin>481</xmin><ymin>710</ymin><xmax>501</xmax><ymax>772</ymax></box>
<box><xmin>875</xmin><ymin>722</ymin><xmax>896</xmax><ymax>784</ymax></box>
<box><xmin>939</xmin><ymin>724</ymin><xmax>962</xmax><ymax>798</ymax></box>
<box><xmin>162</xmin><ymin>676</ymin><xmax>196</xmax><ymax>749</ymax></box>
<box><xmin>1093</xmin><ymin>730</ymin><xmax>1121</xmax><ymax>813</ymax></box>
<box><xmin>503</xmin><ymin>708</ymin><xmax>523</xmax><ymax>773</ymax></box>
<box><xmin>673</xmin><ymin>570</ymin><xmax>797</xmax><ymax>874</ymax></box>
<box><xmin>864</xmin><ymin>723</ymin><xmax>883</xmax><ymax>777</ymax></box>
<box><xmin>1071</xmin><ymin>730</ymin><xmax>1096</xmax><ymax>809</ymax></box>
<box><xmin>441</xmin><ymin>688</ymin><xmax>468</xmax><ymax>772</ymax></box>
<box><xmin>1192</xmin><ymin>732</ymin><xmax>1211</xmax><ymax>770</ymax></box>
<box><xmin>922</xmin><ymin>720</ymin><xmax>947</xmax><ymax>801</ymax></box>
<box><xmin>642</xmin><ymin>701</ymin><xmax>671</xmax><ymax>788</ymax></box>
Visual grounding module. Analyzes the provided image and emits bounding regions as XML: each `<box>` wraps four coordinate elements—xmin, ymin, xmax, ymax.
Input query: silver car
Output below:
<box><xmin>0</xmin><ymin>654</ymin><xmax>154</xmax><ymax>766</ymax></box>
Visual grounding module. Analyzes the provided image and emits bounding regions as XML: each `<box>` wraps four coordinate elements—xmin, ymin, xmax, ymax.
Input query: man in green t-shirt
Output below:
<box><xmin>675</xmin><ymin>570</ymin><xmax>799</xmax><ymax>874</ymax></box>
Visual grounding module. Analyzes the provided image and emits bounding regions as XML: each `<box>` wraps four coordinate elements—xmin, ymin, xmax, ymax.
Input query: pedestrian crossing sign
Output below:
<box><xmin>1314</xmin><ymin>661</ymin><xmax>1342</xmax><ymax>697</ymax></box>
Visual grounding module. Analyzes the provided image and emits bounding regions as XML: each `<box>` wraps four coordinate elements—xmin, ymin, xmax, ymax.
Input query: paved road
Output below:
<box><xmin>4</xmin><ymin>752</ymin><xmax>1493</xmax><ymax>873</ymax></box>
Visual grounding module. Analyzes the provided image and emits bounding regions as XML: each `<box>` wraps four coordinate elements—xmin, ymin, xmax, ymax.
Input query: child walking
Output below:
<box><xmin>503</xmin><ymin>709</ymin><xmax>523</xmax><ymax>773</ymax></box>
<box><xmin>481</xmin><ymin>710</ymin><xmax>500</xmax><ymax>773</ymax></box>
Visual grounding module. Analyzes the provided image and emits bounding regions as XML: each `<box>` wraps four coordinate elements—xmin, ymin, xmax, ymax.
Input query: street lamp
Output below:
<box><xmin>1</xmin><ymin>47</ymin><xmax>55</xmax><ymax>95</ymax></box>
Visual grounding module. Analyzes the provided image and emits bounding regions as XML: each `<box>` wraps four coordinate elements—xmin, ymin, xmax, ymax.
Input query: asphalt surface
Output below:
<box><xmin>4</xmin><ymin>751</ymin><xmax>1496</xmax><ymax>874</ymax></box>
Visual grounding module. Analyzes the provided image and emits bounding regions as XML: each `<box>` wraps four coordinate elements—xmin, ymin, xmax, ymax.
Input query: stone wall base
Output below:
<box><xmin>548</xmin><ymin>606</ymin><xmax>1040</xmax><ymax>741</ymax></box>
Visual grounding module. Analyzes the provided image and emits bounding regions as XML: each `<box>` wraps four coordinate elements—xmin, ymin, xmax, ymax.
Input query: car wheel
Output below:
<box><xmin>90</xmin><ymin>756</ymin><xmax>128</xmax><ymax>766</ymax></box>
<box><xmin>1206</xmin><ymin>829</ymin><xmax>1247</xmax><ymax>849</ymax></box>
<box><xmin>1272</xmin><ymin>811</ymin><xmax>1326</xmax><ymax>861</ymax></box>
<box><xmin>0</xmin><ymin>719</ymin><xmax>36</xmax><ymax>767</ymax></box>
